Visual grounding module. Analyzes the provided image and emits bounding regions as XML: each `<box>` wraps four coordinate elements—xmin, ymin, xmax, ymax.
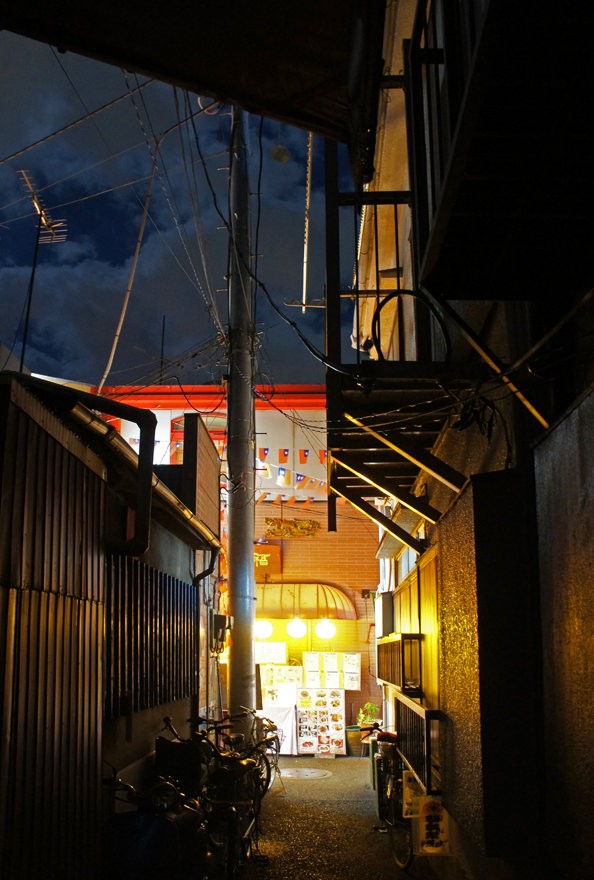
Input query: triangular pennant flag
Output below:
<box><xmin>273</xmin><ymin>494</ymin><xmax>283</xmax><ymax>504</ymax></box>
<box><xmin>284</xmin><ymin>495</ymin><xmax>296</xmax><ymax>506</ymax></box>
<box><xmin>302</xmin><ymin>497</ymin><xmax>313</xmax><ymax>509</ymax></box>
<box><xmin>278</xmin><ymin>448</ymin><xmax>289</xmax><ymax>464</ymax></box>
<box><xmin>299</xmin><ymin>449</ymin><xmax>309</xmax><ymax>464</ymax></box>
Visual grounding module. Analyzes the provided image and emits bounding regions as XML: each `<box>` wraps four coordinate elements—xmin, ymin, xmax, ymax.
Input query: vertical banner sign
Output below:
<box><xmin>416</xmin><ymin>797</ymin><xmax>450</xmax><ymax>855</ymax></box>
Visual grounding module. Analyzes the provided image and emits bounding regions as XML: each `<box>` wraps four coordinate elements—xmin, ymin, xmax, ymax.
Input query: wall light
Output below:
<box><xmin>315</xmin><ymin>619</ymin><xmax>336</xmax><ymax>640</ymax></box>
<box><xmin>254</xmin><ymin>619</ymin><xmax>273</xmax><ymax>639</ymax></box>
<box><xmin>286</xmin><ymin>617</ymin><xmax>307</xmax><ymax>639</ymax></box>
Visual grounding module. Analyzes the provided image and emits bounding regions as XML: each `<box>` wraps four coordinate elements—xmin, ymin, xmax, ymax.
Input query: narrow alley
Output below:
<box><xmin>247</xmin><ymin>756</ymin><xmax>436</xmax><ymax>880</ymax></box>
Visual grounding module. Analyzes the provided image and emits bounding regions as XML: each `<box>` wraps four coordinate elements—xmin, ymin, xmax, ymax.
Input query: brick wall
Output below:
<box><xmin>255</xmin><ymin>499</ymin><xmax>383</xmax><ymax>721</ymax></box>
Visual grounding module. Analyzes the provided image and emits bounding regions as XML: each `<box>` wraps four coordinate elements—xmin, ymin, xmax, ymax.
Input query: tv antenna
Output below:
<box><xmin>17</xmin><ymin>170</ymin><xmax>67</xmax><ymax>372</ymax></box>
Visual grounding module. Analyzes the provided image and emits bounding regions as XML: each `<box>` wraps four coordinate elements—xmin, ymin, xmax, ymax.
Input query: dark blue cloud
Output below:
<box><xmin>0</xmin><ymin>31</ymin><xmax>355</xmax><ymax>388</ymax></box>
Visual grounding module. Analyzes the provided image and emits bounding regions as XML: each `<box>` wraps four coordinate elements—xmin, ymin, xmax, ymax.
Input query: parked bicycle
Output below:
<box><xmin>156</xmin><ymin>715</ymin><xmax>266</xmax><ymax>879</ymax></box>
<box><xmin>102</xmin><ymin>771</ymin><xmax>208</xmax><ymax>879</ymax></box>
<box><xmin>232</xmin><ymin>706</ymin><xmax>282</xmax><ymax>792</ymax></box>
<box><xmin>361</xmin><ymin>723</ymin><xmax>415</xmax><ymax>870</ymax></box>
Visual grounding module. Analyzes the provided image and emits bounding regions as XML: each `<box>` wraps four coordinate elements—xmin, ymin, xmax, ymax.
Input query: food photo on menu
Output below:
<box><xmin>296</xmin><ymin>688</ymin><xmax>346</xmax><ymax>755</ymax></box>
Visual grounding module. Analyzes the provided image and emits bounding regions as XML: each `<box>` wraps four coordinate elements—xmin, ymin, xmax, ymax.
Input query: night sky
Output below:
<box><xmin>0</xmin><ymin>30</ymin><xmax>358</xmax><ymax>388</ymax></box>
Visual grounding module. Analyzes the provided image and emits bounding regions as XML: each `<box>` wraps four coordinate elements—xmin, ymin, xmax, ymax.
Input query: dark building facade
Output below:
<box><xmin>0</xmin><ymin>374</ymin><xmax>220</xmax><ymax>877</ymax></box>
<box><xmin>323</xmin><ymin>4</ymin><xmax>594</xmax><ymax>879</ymax></box>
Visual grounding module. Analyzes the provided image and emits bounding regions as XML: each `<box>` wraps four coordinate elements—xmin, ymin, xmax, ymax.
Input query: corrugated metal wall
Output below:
<box><xmin>1</xmin><ymin>381</ymin><xmax>216</xmax><ymax>877</ymax></box>
<box><xmin>0</xmin><ymin>388</ymin><xmax>106</xmax><ymax>879</ymax></box>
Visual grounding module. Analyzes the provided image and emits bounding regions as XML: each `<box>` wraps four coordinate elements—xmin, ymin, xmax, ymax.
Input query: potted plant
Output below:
<box><xmin>357</xmin><ymin>701</ymin><xmax>380</xmax><ymax>728</ymax></box>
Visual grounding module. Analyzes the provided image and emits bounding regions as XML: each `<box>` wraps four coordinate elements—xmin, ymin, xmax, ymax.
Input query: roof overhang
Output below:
<box><xmin>1</xmin><ymin>0</ymin><xmax>386</xmax><ymax>186</ymax></box>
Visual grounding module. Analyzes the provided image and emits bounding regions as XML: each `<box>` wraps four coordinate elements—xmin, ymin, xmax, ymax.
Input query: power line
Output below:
<box><xmin>0</xmin><ymin>78</ymin><xmax>155</xmax><ymax>167</ymax></box>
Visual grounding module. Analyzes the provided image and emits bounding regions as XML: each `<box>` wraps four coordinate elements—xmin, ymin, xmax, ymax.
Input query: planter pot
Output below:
<box><xmin>345</xmin><ymin>726</ymin><xmax>362</xmax><ymax>757</ymax></box>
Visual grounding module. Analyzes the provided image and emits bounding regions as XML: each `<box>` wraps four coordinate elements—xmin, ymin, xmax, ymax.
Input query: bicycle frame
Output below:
<box><xmin>154</xmin><ymin>715</ymin><xmax>264</xmax><ymax>879</ymax></box>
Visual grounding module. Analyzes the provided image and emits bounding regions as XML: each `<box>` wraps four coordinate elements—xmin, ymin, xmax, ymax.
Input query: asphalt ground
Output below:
<box><xmin>246</xmin><ymin>755</ymin><xmax>435</xmax><ymax>880</ymax></box>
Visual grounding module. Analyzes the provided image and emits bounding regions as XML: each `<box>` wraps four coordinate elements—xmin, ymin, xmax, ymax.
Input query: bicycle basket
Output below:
<box><xmin>154</xmin><ymin>737</ymin><xmax>208</xmax><ymax>794</ymax></box>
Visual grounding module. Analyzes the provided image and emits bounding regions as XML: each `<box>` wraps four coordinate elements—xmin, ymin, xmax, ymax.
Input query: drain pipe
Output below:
<box><xmin>193</xmin><ymin>547</ymin><xmax>220</xmax><ymax>717</ymax></box>
<box><xmin>12</xmin><ymin>373</ymin><xmax>156</xmax><ymax>556</ymax></box>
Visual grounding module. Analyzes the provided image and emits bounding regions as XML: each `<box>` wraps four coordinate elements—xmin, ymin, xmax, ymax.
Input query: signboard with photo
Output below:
<box><xmin>296</xmin><ymin>688</ymin><xmax>346</xmax><ymax>755</ymax></box>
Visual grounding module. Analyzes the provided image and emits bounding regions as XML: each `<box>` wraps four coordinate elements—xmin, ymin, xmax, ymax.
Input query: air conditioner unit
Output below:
<box><xmin>374</xmin><ymin>592</ymin><xmax>394</xmax><ymax>638</ymax></box>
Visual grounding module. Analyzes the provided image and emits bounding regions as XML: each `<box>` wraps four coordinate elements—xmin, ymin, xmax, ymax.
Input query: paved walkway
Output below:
<box><xmin>246</xmin><ymin>755</ymin><xmax>435</xmax><ymax>880</ymax></box>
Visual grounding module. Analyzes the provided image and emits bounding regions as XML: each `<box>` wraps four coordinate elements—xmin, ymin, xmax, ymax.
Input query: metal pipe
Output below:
<box><xmin>10</xmin><ymin>373</ymin><xmax>221</xmax><ymax>554</ymax></box>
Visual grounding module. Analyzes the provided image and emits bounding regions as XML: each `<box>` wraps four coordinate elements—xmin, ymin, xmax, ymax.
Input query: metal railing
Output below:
<box><xmin>395</xmin><ymin>691</ymin><xmax>442</xmax><ymax>794</ymax></box>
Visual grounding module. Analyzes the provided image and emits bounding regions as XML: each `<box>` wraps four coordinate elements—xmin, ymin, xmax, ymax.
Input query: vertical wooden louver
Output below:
<box><xmin>104</xmin><ymin>557</ymin><xmax>198</xmax><ymax>718</ymax></box>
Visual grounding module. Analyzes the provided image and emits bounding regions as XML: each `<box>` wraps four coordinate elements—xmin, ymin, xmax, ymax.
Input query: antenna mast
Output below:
<box><xmin>17</xmin><ymin>170</ymin><xmax>67</xmax><ymax>372</ymax></box>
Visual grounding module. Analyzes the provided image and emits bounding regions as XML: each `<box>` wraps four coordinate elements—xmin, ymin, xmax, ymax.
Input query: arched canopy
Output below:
<box><xmin>256</xmin><ymin>581</ymin><xmax>357</xmax><ymax>620</ymax></box>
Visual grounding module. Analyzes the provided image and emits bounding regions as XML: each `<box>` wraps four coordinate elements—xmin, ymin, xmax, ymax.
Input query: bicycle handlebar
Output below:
<box><xmin>103</xmin><ymin>776</ymin><xmax>144</xmax><ymax>805</ymax></box>
<box><xmin>359</xmin><ymin>721</ymin><xmax>399</xmax><ymax>742</ymax></box>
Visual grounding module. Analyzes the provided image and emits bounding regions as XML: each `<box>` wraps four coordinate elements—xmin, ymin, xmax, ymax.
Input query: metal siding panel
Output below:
<box><xmin>21</xmin><ymin>415</ymin><xmax>37</xmax><ymax>588</ymax></box>
<box><xmin>74</xmin><ymin>461</ymin><xmax>83</xmax><ymax>598</ymax></box>
<box><xmin>43</xmin><ymin>434</ymin><xmax>55</xmax><ymax>590</ymax></box>
<box><xmin>105</xmin><ymin>557</ymin><xmax>114</xmax><ymax>718</ymax></box>
<box><xmin>33</xmin><ymin>428</ymin><xmax>46</xmax><ymax>589</ymax></box>
<box><xmin>0</xmin><ymin>401</ymin><xmax>18</xmax><ymax>583</ymax></box>
<box><xmin>49</xmin><ymin>439</ymin><xmax>62</xmax><ymax>593</ymax></box>
<box><xmin>12</xmin><ymin>411</ymin><xmax>29</xmax><ymax>587</ymax></box>
<box><xmin>0</xmin><ymin>397</ymin><xmax>105</xmax><ymax>877</ymax></box>
<box><xmin>0</xmin><ymin>588</ymin><xmax>18</xmax><ymax>867</ymax></box>
<box><xmin>57</xmin><ymin>449</ymin><xmax>68</xmax><ymax>596</ymax></box>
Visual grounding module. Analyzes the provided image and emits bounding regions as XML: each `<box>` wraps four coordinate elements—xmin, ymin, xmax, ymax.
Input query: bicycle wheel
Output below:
<box><xmin>385</xmin><ymin>781</ymin><xmax>413</xmax><ymax>870</ymax></box>
<box><xmin>254</xmin><ymin>750</ymin><xmax>271</xmax><ymax>797</ymax></box>
<box><xmin>224</xmin><ymin>806</ymin><xmax>241</xmax><ymax>880</ymax></box>
<box><xmin>265</xmin><ymin>750</ymin><xmax>278</xmax><ymax>789</ymax></box>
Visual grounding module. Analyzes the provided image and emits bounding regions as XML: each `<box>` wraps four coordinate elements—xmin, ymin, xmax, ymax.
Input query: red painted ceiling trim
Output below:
<box><xmin>96</xmin><ymin>384</ymin><xmax>326</xmax><ymax>412</ymax></box>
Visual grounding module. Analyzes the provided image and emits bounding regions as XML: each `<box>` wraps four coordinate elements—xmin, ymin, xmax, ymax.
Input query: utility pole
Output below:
<box><xmin>226</xmin><ymin>107</ymin><xmax>256</xmax><ymax>734</ymax></box>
